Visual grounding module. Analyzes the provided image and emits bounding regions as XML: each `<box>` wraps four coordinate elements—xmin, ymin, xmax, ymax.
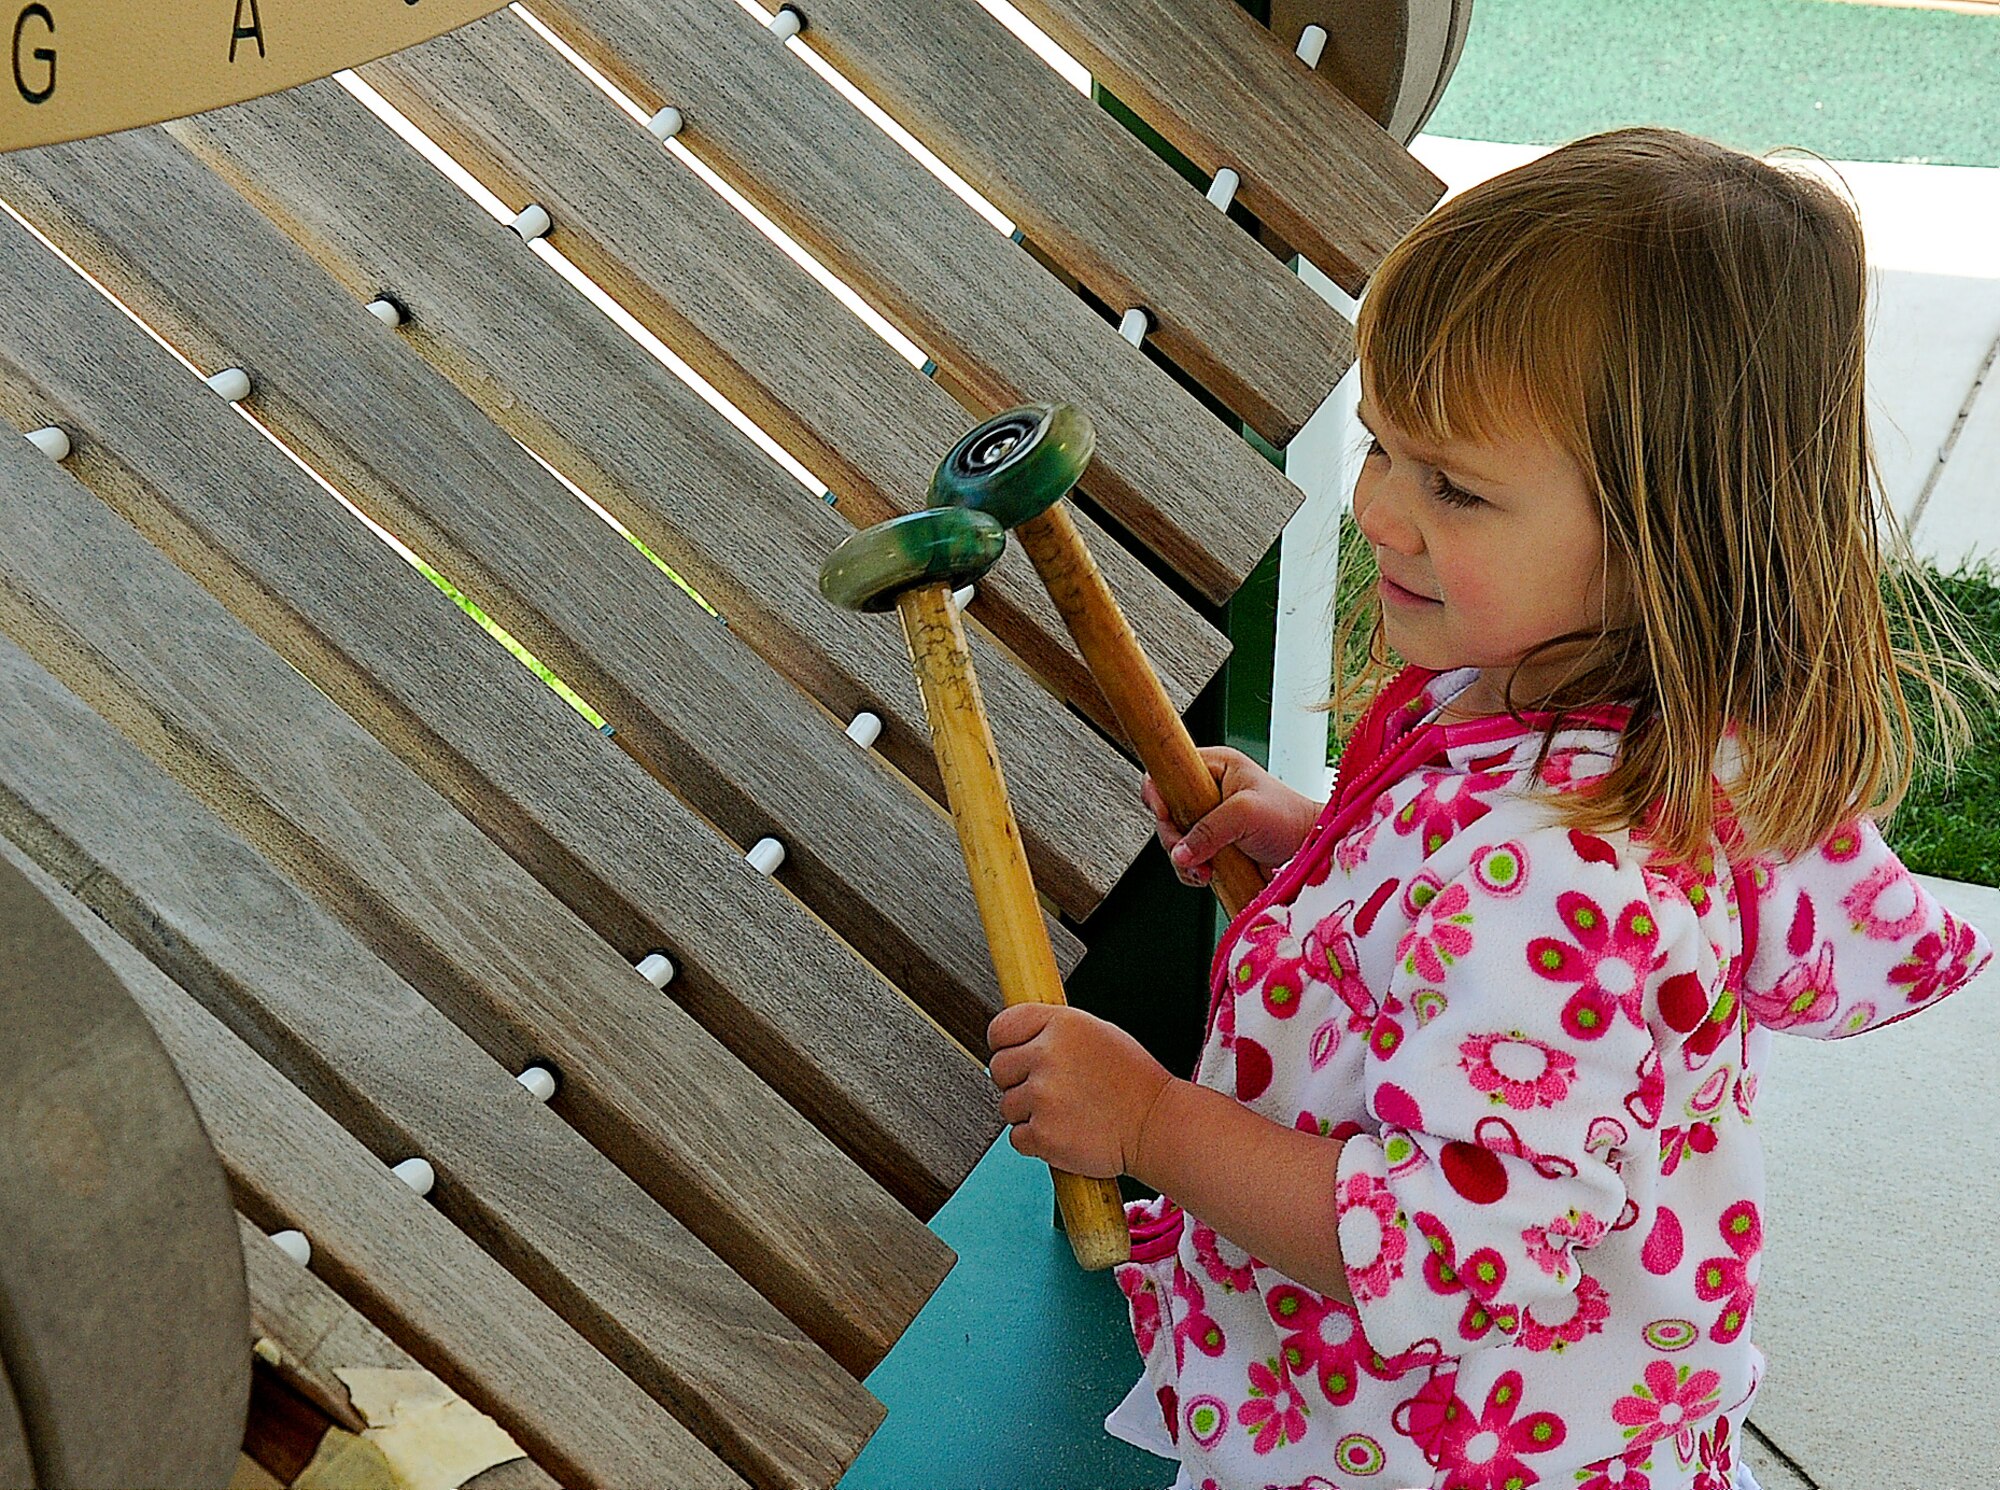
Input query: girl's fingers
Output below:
<box><xmin>998</xmin><ymin>1085</ymin><xmax>1033</xmax><ymax>1125</ymax></box>
<box><xmin>988</xmin><ymin>1046</ymin><xmax>1028</xmax><ymax>1090</ymax></box>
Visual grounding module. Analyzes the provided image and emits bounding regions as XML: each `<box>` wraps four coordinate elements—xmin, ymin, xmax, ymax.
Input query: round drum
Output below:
<box><xmin>1269</xmin><ymin>0</ymin><xmax>1473</xmax><ymax>145</ymax></box>
<box><xmin>0</xmin><ymin>852</ymin><xmax>250</xmax><ymax>1487</ymax></box>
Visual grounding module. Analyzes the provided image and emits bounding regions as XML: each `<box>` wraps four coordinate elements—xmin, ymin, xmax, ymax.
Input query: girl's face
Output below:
<box><xmin>1351</xmin><ymin>380</ymin><xmax>1628</xmax><ymax>719</ymax></box>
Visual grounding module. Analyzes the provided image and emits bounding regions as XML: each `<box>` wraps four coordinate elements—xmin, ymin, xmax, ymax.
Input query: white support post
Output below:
<box><xmin>24</xmin><ymin>425</ymin><xmax>69</xmax><ymax>460</ymax></box>
<box><xmin>268</xmin><ymin>1229</ymin><xmax>311</xmax><ymax>1266</ymax></box>
<box><xmin>510</xmin><ymin>203</ymin><xmax>553</xmax><ymax>243</ymax></box>
<box><xmin>1267</xmin><ymin>262</ymin><xmax>1361</xmax><ymax>798</ymax></box>
<box><xmin>205</xmin><ymin>366</ymin><xmax>251</xmax><ymax>402</ymax></box>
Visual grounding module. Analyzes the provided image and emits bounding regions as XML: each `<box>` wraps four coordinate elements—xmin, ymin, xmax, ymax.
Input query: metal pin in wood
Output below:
<box><xmin>928</xmin><ymin>404</ymin><xmax>1267</xmax><ymax>919</ymax></box>
<box><xmin>819</xmin><ymin>507</ymin><xmax>1130</xmax><ymax>1270</ymax></box>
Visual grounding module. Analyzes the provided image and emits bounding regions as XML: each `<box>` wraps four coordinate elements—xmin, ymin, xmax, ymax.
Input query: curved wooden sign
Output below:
<box><xmin>1</xmin><ymin>0</ymin><xmax>508</xmax><ymax>152</ymax></box>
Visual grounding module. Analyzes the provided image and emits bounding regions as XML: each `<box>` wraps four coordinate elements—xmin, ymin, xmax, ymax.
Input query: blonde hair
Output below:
<box><xmin>1332</xmin><ymin>126</ymin><xmax>1999</xmax><ymax>869</ymax></box>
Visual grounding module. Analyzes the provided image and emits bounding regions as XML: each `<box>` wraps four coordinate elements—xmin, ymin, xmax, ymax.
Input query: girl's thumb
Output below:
<box><xmin>1171</xmin><ymin>802</ymin><xmax>1238</xmax><ymax>868</ymax></box>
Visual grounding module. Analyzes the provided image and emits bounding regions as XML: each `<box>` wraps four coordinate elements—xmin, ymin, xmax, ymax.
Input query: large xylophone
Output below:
<box><xmin>0</xmin><ymin>0</ymin><xmax>1458</xmax><ymax>1483</ymax></box>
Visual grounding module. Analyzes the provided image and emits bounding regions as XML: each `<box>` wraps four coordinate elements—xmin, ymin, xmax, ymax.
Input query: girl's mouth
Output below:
<box><xmin>1379</xmin><ymin>575</ymin><xmax>1439</xmax><ymax>607</ymax></box>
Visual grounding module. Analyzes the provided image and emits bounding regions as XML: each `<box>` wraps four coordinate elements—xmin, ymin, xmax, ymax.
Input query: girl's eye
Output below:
<box><xmin>1428</xmin><ymin>472</ymin><xmax>1482</xmax><ymax>509</ymax></box>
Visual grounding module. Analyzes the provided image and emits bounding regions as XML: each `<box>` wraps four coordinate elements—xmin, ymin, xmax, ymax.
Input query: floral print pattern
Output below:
<box><xmin>1693</xmin><ymin>1203</ymin><xmax>1760</xmax><ymax>1345</ymax></box>
<box><xmin>1460</xmin><ymin>1031</ymin><xmax>1579</xmax><ymax>1110</ymax></box>
<box><xmin>1107</xmin><ymin>664</ymin><xmax>1991</xmax><ymax>1490</ymax></box>
<box><xmin>1526</xmin><ymin>889</ymin><xmax>1666</xmax><ymax>1040</ymax></box>
<box><xmin>1399</xmin><ymin>876</ymin><xmax>1478</xmax><ymax>983</ymax></box>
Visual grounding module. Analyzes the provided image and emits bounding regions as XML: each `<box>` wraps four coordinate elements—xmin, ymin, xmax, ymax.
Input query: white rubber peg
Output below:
<box><xmin>365</xmin><ymin>297</ymin><xmax>406</xmax><ymax>327</ymax></box>
<box><xmin>1118</xmin><ymin>307</ymin><xmax>1150</xmax><ymax>347</ymax></box>
<box><xmin>391</xmin><ymin>1156</ymin><xmax>436</xmax><ymax>1197</ymax></box>
<box><xmin>511</xmin><ymin>203</ymin><xmax>553</xmax><ymax>242</ymax></box>
<box><xmin>647</xmin><ymin>106</ymin><xmax>684</xmax><ymax>141</ymax></box>
<box><xmin>205</xmin><ymin>366</ymin><xmax>251</xmax><ymax>402</ymax></box>
<box><xmin>952</xmin><ymin>584</ymin><xmax>976</xmax><ymax>612</ymax></box>
<box><xmin>516</xmin><ymin>1065</ymin><xmax>558</xmax><ymax>1102</ymax></box>
<box><xmin>746</xmin><ymin>836</ymin><xmax>786</xmax><ymax>876</ymax></box>
<box><xmin>768</xmin><ymin>6</ymin><xmax>803</xmax><ymax>40</ymax></box>
<box><xmin>845</xmin><ymin>711</ymin><xmax>883</xmax><ymax>749</ymax></box>
<box><xmin>269</xmin><ymin>1229</ymin><xmax>311</xmax><ymax>1266</ymax></box>
<box><xmin>1206</xmin><ymin>167</ymin><xmax>1241</xmax><ymax>212</ymax></box>
<box><xmin>253</xmin><ymin>1336</ymin><xmax>283</xmax><ymax>1366</ymax></box>
<box><xmin>635</xmin><ymin>951</ymin><xmax>677</xmax><ymax>988</ymax></box>
<box><xmin>1296</xmin><ymin>24</ymin><xmax>1328</xmax><ymax>67</ymax></box>
<box><xmin>24</xmin><ymin>425</ymin><xmax>68</xmax><ymax>460</ymax></box>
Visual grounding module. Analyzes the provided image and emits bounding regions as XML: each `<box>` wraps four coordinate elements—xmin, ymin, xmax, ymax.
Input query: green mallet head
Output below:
<box><xmin>927</xmin><ymin>403</ymin><xmax>1095</xmax><ymax>529</ymax></box>
<box><xmin>819</xmin><ymin>506</ymin><xmax>1008</xmax><ymax>613</ymax></box>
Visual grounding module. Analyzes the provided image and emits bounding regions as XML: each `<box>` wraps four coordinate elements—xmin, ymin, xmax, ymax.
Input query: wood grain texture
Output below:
<box><xmin>0</xmin><ymin>185</ymin><xmax>1076</xmax><ymax>1057</ymax></box>
<box><xmin>0</xmin><ymin>132</ymin><xmax>1003</xmax><ymax>1194</ymax></box>
<box><xmin>0</xmin><ymin>434</ymin><xmax>945</xmax><ymax>1408</ymax></box>
<box><xmin>236</xmin><ymin>1218</ymin><xmax>557</xmax><ymax>1490</ymax></box>
<box><xmin>0</xmin><ymin>140</ymin><xmax>1104</xmax><ymax>972</ymax></box>
<box><xmin>0</xmin><ymin>832</ymin><xmax>745</xmax><ymax>1490</ymax></box>
<box><xmin>1017</xmin><ymin>504</ymin><xmax>1268</xmax><ymax>920</ymax></box>
<box><xmin>898</xmin><ymin>584</ymin><xmax>1131</xmax><ymax>1273</ymax></box>
<box><xmin>1001</xmin><ymin>0</ymin><xmax>1444</xmax><ymax>293</ymax></box>
<box><xmin>481</xmin><ymin>0</ymin><xmax>1308</xmax><ymax>600</ymax></box>
<box><xmin>570</xmin><ymin>0</ymin><xmax>1351</xmax><ymax>450</ymax></box>
<box><xmin>0</xmin><ymin>646</ymin><xmax>880</xmax><ymax>1488</ymax></box>
<box><xmin>1268</xmin><ymin>0</ymin><xmax>1472</xmax><ymax>146</ymax></box>
<box><xmin>7</xmin><ymin>119</ymin><xmax>1144</xmax><ymax>928</ymax></box>
<box><xmin>359</xmin><ymin>13</ymin><xmax>1228</xmax><ymax>728</ymax></box>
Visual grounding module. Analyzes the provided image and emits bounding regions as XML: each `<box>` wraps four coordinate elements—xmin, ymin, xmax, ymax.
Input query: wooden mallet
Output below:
<box><xmin>819</xmin><ymin>505</ymin><xmax>1131</xmax><ymax>1271</ymax></box>
<box><xmin>929</xmin><ymin>404</ymin><xmax>1268</xmax><ymax>920</ymax></box>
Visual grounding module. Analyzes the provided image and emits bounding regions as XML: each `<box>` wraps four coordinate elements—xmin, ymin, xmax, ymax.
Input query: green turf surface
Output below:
<box><xmin>1427</xmin><ymin>0</ymin><xmax>2000</xmax><ymax>167</ymax></box>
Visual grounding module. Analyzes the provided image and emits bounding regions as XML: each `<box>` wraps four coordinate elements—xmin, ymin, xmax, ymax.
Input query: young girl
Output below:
<box><xmin>986</xmin><ymin>127</ymin><xmax>1996</xmax><ymax>1490</ymax></box>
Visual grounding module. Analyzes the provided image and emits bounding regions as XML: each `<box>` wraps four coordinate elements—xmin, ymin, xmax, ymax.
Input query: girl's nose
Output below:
<box><xmin>1353</xmin><ymin>466</ymin><xmax>1422</xmax><ymax>556</ymax></box>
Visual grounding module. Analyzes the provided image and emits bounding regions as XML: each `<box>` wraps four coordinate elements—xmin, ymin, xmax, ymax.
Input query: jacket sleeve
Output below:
<box><xmin>1333</xmin><ymin>818</ymin><xmax>1705</xmax><ymax>1363</ymax></box>
<box><xmin>1739</xmin><ymin>813</ymin><xmax>1992</xmax><ymax>1039</ymax></box>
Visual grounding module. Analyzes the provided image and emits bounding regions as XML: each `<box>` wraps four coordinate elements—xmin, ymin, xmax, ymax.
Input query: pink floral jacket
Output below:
<box><xmin>1108</xmin><ymin>665</ymin><xmax>1991</xmax><ymax>1490</ymax></box>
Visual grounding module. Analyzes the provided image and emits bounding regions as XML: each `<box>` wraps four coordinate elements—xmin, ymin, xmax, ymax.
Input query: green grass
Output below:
<box><xmin>1880</xmin><ymin>555</ymin><xmax>2000</xmax><ymax>886</ymax></box>
<box><xmin>1326</xmin><ymin>514</ymin><xmax>2000</xmax><ymax>886</ymax></box>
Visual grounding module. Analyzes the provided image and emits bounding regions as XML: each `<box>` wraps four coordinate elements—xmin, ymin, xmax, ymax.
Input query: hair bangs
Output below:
<box><xmin>1355</xmin><ymin>183</ymin><xmax>1606</xmax><ymax>460</ymax></box>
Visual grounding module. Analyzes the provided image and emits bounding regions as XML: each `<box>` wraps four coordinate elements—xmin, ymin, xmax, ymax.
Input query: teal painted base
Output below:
<box><xmin>839</xmin><ymin>1139</ymin><xmax>1174</xmax><ymax>1490</ymax></box>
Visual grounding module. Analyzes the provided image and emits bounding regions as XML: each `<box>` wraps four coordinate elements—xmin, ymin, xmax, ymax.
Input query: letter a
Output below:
<box><xmin>230</xmin><ymin>0</ymin><xmax>264</xmax><ymax>62</ymax></box>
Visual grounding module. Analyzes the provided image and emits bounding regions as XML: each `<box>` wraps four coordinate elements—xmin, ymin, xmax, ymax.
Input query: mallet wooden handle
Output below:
<box><xmin>896</xmin><ymin>582</ymin><xmax>1131</xmax><ymax>1271</ymax></box>
<box><xmin>1015</xmin><ymin>504</ymin><xmax>1268</xmax><ymax>920</ymax></box>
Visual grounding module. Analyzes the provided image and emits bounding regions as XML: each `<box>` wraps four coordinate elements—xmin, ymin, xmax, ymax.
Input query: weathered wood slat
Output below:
<box><xmin>236</xmin><ymin>1217</ymin><xmax>559</xmax><ymax>1490</ymax></box>
<box><xmin>0</xmin><ymin>131</ymin><xmax>1006</xmax><ymax>1172</ymax></box>
<box><xmin>452</xmin><ymin>0</ymin><xmax>1306</xmax><ymax>600</ymax></box>
<box><xmin>351</xmin><ymin>16</ymin><xmax>1227</xmax><ymax>721</ymax></box>
<box><xmin>0</xmin><ymin>832</ymin><xmax>745</xmax><ymax>1490</ymax></box>
<box><xmin>1001</xmin><ymin>0</ymin><xmax>1444</xmax><ymax>294</ymax></box>
<box><xmin>3</xmin><ymin>126</ymin><xmax>1142</xmax><ymax>928</ymax></box>
<box><xmin>469</xmin><ymin>4</ymin><xmax>1345</xmax><ymax>461</ymax></box>
<box><xmin>0</xmin><ymin>192</ymin><xmax>1080</xmax><ymax>1056</ymax></box>
<box><xmin>743</xmin><ymin>0</ymin><xmax>1358</xmax><ymax>428</ymax></box>
<box><xmin>0</xmin><ymin>643</ymin><xmax>885</xmax><ymax>1490</ymax></box>
<box><xmin>0</xmin><ymin>435</ymin><xmax>947</xmax><ymax>1399</ymax></box>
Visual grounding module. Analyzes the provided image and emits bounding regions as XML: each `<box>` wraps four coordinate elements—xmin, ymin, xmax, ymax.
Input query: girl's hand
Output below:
<box><xmin>987</xmin><ymin>1003</ymin><xmax>1173</xmax><ymax>1180</ymax></box>
<box><xmin>1143</xmin><ymin>747</ymin><xmax>1322</xmax><ymax>889</ymax></box>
